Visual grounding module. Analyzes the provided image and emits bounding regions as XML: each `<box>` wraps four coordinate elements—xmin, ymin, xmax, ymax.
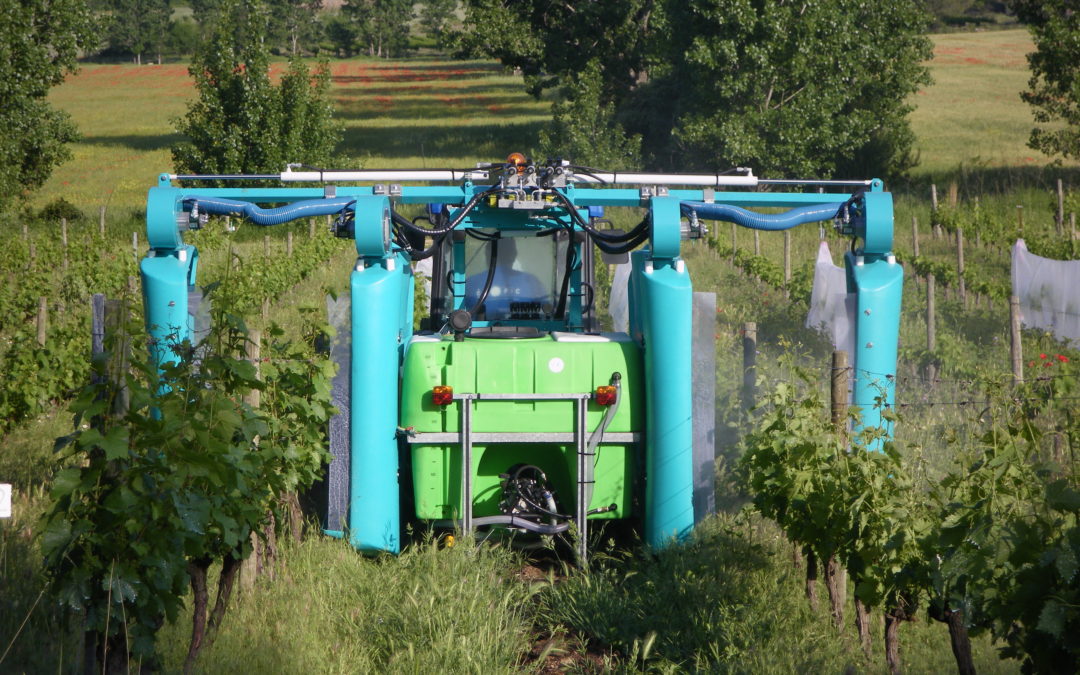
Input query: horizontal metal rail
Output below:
<box><xmin>406</xmin><ymin>432</ymin><xmax>640</xmax><ymax>444</ymax></box>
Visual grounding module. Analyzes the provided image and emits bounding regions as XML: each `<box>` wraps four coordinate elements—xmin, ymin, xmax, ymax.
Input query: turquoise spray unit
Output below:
<box><xmin>140</xmin><ymin>157</ymin><xmax>902</xmax><ymax>559</ymax></box>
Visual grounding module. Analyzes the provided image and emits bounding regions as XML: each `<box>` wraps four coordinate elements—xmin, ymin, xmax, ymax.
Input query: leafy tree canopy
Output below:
<box><xmin>0</xmin><ymin>0</ymin><xmax>98</xmax><ymax>213</ymax></box>
<box><xmin>171</xmin><ymin>0</ymin><xmax>342</xmax><ymax>182</ymax></box>
<box><xmin>1011</xmin><ymin>0</ymin><xmax>1080</xmax><ymax>161</ymax></box>
<box><xmin>458</xmin><ymin>0</ymin><xmax>932</xmax><ymax>180</ymax></box>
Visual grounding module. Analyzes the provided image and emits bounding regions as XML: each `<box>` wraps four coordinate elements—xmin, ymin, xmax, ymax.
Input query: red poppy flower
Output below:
<box><xmin>1040</xmin><ymin>353</ymin><xmax>1047</xmax><ymax>359</ymax></box>
<box><xmin>1059</xmin><ymin>354</ymin><xmax>1070</xmax><ymax>363</ymax></box>
<box><xmin>1044</xmin><ymin>362</ymin><xmax>1053</xmax><ymax>368</ymax></box>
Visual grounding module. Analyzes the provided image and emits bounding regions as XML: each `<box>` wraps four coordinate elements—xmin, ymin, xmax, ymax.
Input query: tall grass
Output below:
<box><xmin>156</xmin><ymin>533</ymin><xmax>536</xmax><ymax>673</ymax></box>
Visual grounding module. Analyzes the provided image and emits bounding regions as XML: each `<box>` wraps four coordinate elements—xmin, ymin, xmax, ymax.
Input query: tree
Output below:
<box><xmin>643</xmin><ymin>1</ymin><xmax>932</xmax><ymax>179</ymax></box>
<box><xmin>457</xmin><ymin>0</ymin><xmax>932</xmax><ymax>180</ymax></box>
<box><xmin>106</xmin><ymin>0</ymin><xmax>171</xmax><ymax>64</ymax></box>
<box><xmin>267</xmin><ymin>0</ymin><xmax>323</xmax><ymax>55</ymax></box>
<box><xmin>538</xmin><ymin>60</ymin><xmax>642</xmax><ymax>170</ymax></box>
<box><xmin>418</xmin><ymin>0</ymin><xmax>458</xmax><ymax>47</ymax></box>
<box><xmin>171</xmin><ymin>0</ymin><xmax>342</xmax><ymax>181</ymax></box>
<box><xmin>341</xmin><ymin>0</ymin><xmax>413</xmax><ymax>58</ymax></box>
<box><xmin>0</xmin><ymin>0</ymin><xmax>97</xmax><ymax>213</ymax></box>
<box><xmin>1011</xmin><ymin>0</ymin><xmax>1080</xmax><ymax>161</ymax></box>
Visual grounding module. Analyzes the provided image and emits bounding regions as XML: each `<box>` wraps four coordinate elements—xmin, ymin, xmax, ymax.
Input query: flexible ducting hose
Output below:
<box><xmin>184</xmin><ymin>196</ymin><xmax>356</xmax><ymax>226</ymax></box>
<box><xmin>470</xmin><ymin>515</ymin><xmax>571</xmax><ymax>534</ymax></box>
<box><xmin>681</xmin><ymin>201</ymin><xmax>844</xmax><ymax>231</ymax></box>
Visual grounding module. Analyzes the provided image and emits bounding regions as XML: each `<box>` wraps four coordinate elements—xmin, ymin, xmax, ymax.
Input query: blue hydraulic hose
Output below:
<box><xmin>681</xmin><ymin>201</ymin><xmax>844</xmax><ymax>231</ymax></box>
<box><xmin>185</xmin><ymin>196</ymin><xmax>356</xmax><ymax>226</ymax></box>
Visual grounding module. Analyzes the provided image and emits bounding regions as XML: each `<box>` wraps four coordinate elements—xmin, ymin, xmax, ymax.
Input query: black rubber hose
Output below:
<box><xmin>554</xmin><ymin>228</ymin><xmax>575</xmax><ymax>318</ymax></box>
<box><xmin>549</xmin><ymin>189</ymin><xmax>647</xmax><ymax>243</ymax></box>
<box><xmin>470</xmin><ymin>515</ymin><xmax>571</xmax><ymax>534</ymax></box>
<box><xmin>397</xmin><ymin>185</ymin><xmax>503</xmax><ymax>237</ymax></box>
<box><xmin>468</xmin><ymin>237</ymin><xmax>499</xmax><ymax>316</ymax></box>
<box><xmin>391</xmin><ymin>211</ymin><xmax>444</xmax><ymax>261</ymax></box>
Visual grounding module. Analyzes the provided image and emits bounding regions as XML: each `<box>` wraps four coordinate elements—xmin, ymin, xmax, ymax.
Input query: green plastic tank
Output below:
<box><xmin>400</xmin><ymin>331</ymin><xmax>644</xmax><ymax>522</ymax></box>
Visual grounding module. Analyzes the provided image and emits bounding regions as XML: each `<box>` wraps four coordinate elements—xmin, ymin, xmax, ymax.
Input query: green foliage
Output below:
<box><xmin>649</xmin><ymin>1</ymin><xmax>932</xmax><ymax>179</ymax></box>
<box><xmin>36</xmin><ymin>197</ymin><xmax>87</xmax><ymax>224</ymax></box>
<box><xmin>0</xmin><ymin>0</ymin><xmax>97</xmax><ymax>212</ymax></box>
<box><xmin>418</xmin><ymin>0</ymin><xmax>458</xmax><ymax>48</ymax></box>
<box><xmin>339</xmin><ymin>0</ymin><xmax>413</xmax><ymax>58</ymax></box>
<box><xmin>1011</xmin><ymin>0</ymin><xmax>1080</xmax><ymax>161</ymax></box>
<box><xmin>267</xmin><ymin>0</ymin><xmax>324</xmax><ymax>55</ymax></box>
<box><xmin>0</xmin><ymin>228</ymin><xmax>135</xmax><ymax>433</ymax></box>
<box><xmin>101</xmin><ymin>0</ymin><xmax>171</xmax><ymax>63</ymax></box>
<box><xmin>538</xmin><ymin>60</ymin><xmax>642</xmax><ymax>170</ymax></box>
<box><xmin>171</xmin><ymin>0</ymin><xmax>342</xmax><ymax>180</ymax></box>
<box><xmin>541</xmin><ymin>515</ymin><xmax>853</xmax><ymax>670</ymax></box>
<box><xmin>458</xmin><ymin>0</ymin><xmax>932</xmax><ymax>179</ymax></box>
<box><xmin>39</xmin><ymin>304</ymin><xmax>334</xmax><ymax>668</ymax></box>
<box><xmin>455</xmin><ymin>0</ymin><xmax>653</xmax><ymax>101</ymax></box>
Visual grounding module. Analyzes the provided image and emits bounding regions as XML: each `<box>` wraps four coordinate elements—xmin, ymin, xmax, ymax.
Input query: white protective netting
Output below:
<box><xmin>805</xmin><ymin>240</ymin><xmax>855</xmax><ymax>357</ymax></box>
<box><xmin>1012</xmin><ymin>239</ymin><xmax>1080</xmax><ymax>346</ymax></box>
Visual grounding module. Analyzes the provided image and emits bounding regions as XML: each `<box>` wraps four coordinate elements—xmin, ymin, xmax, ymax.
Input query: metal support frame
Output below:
<box><xmin>441</xmin><ymin>391</ymin><xmax>600</xmax><ymax>563</ymax></box>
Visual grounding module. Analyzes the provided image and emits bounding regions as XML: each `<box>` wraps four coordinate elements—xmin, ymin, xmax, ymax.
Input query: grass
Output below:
<box><xmin>39</xmin><ymin>58</ymin><xmax>549</xmax><ymax>212</ymax></box>
<box><xmin>3</xmin><ymin>28</ymin><xmax>1077</xmax><ymax>674</ymax></box>
<box><xmin>908</xmin><ymin>30</ymin><xmax>1057</xmax><ymax>174</ymax></box>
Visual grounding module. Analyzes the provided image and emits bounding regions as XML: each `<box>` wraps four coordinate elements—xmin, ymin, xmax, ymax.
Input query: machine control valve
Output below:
<box><xmin>179</xmin><ymin>202</ymin><xmax>208</xmax><ymax>232</ymax></box>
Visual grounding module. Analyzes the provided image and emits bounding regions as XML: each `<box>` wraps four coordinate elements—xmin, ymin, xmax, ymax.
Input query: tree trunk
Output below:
<box><xmin>947</xmin><ymin>609</ymin><xmax>976</xmax><ymax>675</ymax></box>
<box><xmin>184</xmin><ymin>559</ymin><xmax>212</xmax><ymax>674</ymax></box>
<box><xmin>884</xmin><ymin>610</ymin><xmax>902</xmax><ymax>675</ymax></box>
<box><xmin>854</xmin><ymin>596</ymin><xmax>873</xmax><ymax>659</ymax></box>
<box><xmin>824</xmin><ymin>554</ymin><xmax>845</xmax><ymax>629</ymax></box>
<box><xmin>208</xmin><ymin>554</ymin><xmax>241</xmax><ymax>638</ymax></box>
<box><xmin>804</xmin><ymin>547</ymin><xmax>819</xmax><ymax>612</ymax></box>
<box><xmin>930</xmin><ymin>604</ymin><xmax>976</xmax><ymax>675</ymax></box>
<box><xmin>284</xmin><ymin>492</ymin><xmax>303</xmax><ymax>543</ymax></box>
<box><xmin>884</xmin><ymin>603</ymin><xmax>913</xmax><ymax>675</ymax></box>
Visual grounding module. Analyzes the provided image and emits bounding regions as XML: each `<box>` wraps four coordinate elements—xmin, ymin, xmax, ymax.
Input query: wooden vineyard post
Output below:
<box><xmin>930</xmin><ymin>184</ymin><xmax>940</xmax><ymax>239</ymax></box>
<box><xmin>61</xmin><ymin>217</ymin><xmax>69</xmax><ymax>271</ymax></box>
<box><xmin>956</xmin><ymin>227</ymin><xmax>966</xmax><ymax>307</ymax></box>
<box><xmin>1011</xmin><ymin>295</ymin><xmax>1023</xmax><ymax>387</ymax></box>
<box><xmin>309</xmin><ymin>218</ymin><xmax>316</xmax><ymax>239</ymax></box>
<box><xmin>742</xmin><ymin>322</ymin><xmax>757</xmax><ymax>412</ymax></box>
<box><xmin>286</xmin><ymin>231</ymin><xmax>294</xmax><ymax>257</ymax></box>
<box><xmin>730</xmin><ymin>222</ymin><xmax>737</xmax><ymax>263</ymax></box>
<box><xmin>104</xmin><ymin>298</ymin><xmax>131</xmax><ymax>415</ymax></box>
<box><xmin>753</xmin><ymin>229</ymin><xmax>760</xmax><ymax>256</ymax></box>
<box><xmin>783</xmin><ymin>231</ymin><xmax>791</xmax><ymax>299</ymax></box>
<box><xmin>1057</xmin><ymin>179</ymin><xmax>1065</xmax><ymax>235</ymax></box>
<box><xmin>132</xmin><ymin>232</ymin><xmax>139</xmax><ymax>263</ymax></box>
<box><xmin>21</xmin><ymin>222</ymin><xmax>28</xmax><ymax>240</ymax></box>
<box><xmin>99</xmin><ymin>206</ymin><xmax>106</xmax><ymax>237</ymax></box>
<box><xmin>36</xmin><ymin>297</ymin><xmax>47</xmax><ymax>347</ymax></box>
<box><xmin>1071</xmin><ymin>213</ymin><xmax>1076</xmax><ymax>240</ymax></box>
<box><xmin>911</xmin><ymin>216</ymin><xmax>920</xmax><ymax>258</ymax></box>
<box><xmin>827</xmin><ymin>350</ymin><xmax>849</xmax><ymax>630</ymax></box>
<box><xmin>948</xmin><ymin>181</ymin><xmax>958</xmax><ymax>208</ymax></box>
<box><xmin>241</xmin><ymin>330</ymin><xmax>263</xmax><ymax>593</ymax></box>
<box><xmin>927</xmin><ymin>274</ymin><xmax>937</xmax><ymax>385</ymax></box>
<box><xmin>1016</xmin><ymin>205</ymin><xmax>1024</xmax><ymax>234</ymax></box>
<box><xmin>263</xmin><ymin>234</ymin><xmax>271</xmax><ymax>258</ymax></box>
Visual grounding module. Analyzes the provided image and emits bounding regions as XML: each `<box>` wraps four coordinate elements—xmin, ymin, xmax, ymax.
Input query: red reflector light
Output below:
<box><xmin>595</xmin><ymin>385</ymin><xmax>617</xmax><ymax>406</ymax></box>
<box><xmin>432</xmin><ymin>385</ymin><xmax>454</xmax><ymax>406</ymax></box>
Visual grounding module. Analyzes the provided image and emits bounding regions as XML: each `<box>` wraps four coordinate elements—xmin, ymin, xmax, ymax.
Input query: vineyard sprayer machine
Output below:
<box><xmin>140</xmin><ymin>155</ymin><xmax>902</xmax><ymax>560</ymax></box>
